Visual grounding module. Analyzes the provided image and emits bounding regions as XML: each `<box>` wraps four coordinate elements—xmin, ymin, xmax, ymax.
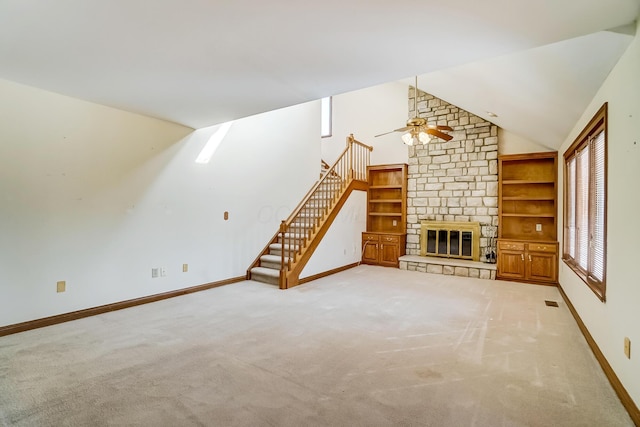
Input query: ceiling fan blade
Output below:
<box><xmin>374</xmin><ymin>130</ymin><xmax>398</xmax><ymax>137</ymax></box>
<box><xmin>393</xmin><ymin>126</ymin><xmax>412</xmax><ymax>133</ymax></box>
<box><xmin>374</xmin><ymin>126</ymin><xmax>414</xmax><ymax>137</ymax></box>
<box><xmin>427</xmin><ymin>128</ymin><xmax>454</xmax><ymax>141</ymax></box>
<box><xmin>429</xmin><ymin>124</ymin><xmax>453</xmax><ymax>131</ymax></box>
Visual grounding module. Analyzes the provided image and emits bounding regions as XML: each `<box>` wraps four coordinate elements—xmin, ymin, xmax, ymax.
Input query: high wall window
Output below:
<box><xmin>563</xmin><ymin>103</ymin><xmax>607</xmax><ymax>301</ymax></box>
<box><xmin>321</xmin><ymin>97</ymin><xmax>332</xmax><ymax>138</ymax></box>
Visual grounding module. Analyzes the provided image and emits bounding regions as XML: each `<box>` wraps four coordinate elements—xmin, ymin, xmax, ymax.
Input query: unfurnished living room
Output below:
<box><xmin>1</xmin><ymin>1</ymin><xmax>639</xmax><ymax>426</ymax></box>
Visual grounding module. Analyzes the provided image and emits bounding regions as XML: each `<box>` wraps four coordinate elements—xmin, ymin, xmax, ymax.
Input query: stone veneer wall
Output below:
<box><xmin>406</xmin><ymin>87</ymin><xmax>499</xmax><ymax>260</ymax></box>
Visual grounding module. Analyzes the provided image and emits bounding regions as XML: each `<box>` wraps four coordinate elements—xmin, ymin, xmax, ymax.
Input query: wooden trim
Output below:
<box><xmin>562</xmin><ymin>102</ymin><xmax>607</xmax><ymax>301</ymax></box>
<box><xmin>557</xmin><ymin>285</ymin><xmax>640</xmax><ymax>425</ymax></box>
<box><xmin>299</xmin><ymin>262</ymin><xmax>359</xmax><ymax>284</ymax></box>
<box><xmin>349</xmin><ymin>136</ymin><xmax>374</xmax><ymax>152</ymax></box>
<box><xmin>285</xmin><ymin>180</ymin><xmax>368</xmax><ymax>288</ymax></box>
<box><xmin>0</xmin><ymin>276</ymin><xmax>245</xmax><ymax>337</ymax></box>
<box><xmin>286</xmin><ymin>144</ymin><xmax>351</xmax><ymax>224</ymax></box>
<box><xmin>563</xmin><ymin>102</ymin><xmax>607</xmax><ymax>160</ymax></box>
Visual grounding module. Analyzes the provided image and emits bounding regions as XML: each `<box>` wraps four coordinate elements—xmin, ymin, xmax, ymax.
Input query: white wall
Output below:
<box><xmin>321</xmin><ymin>81</ymin><xmax>409</xmax><ymax>166</ymax></box>
<box><xmin>498</xmin><ymin>128</ymin><xmax>554</xmax><ymax>154</ymax></box>
<box><xmin>0</xmin><ymin>78</ymin><xmax>320</xmax><ymax>327</ymax></box>
<box><xmin>557</xmin><ymin>18</ymin><xmax>640</xmax><ymax>407</ymax></box>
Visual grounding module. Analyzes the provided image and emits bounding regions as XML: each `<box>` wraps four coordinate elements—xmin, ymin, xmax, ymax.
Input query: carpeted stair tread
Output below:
<box><xmin>250</xmin><ymin>267</ymin><xmax>280</xmax><ymax>277</ymax></box>
<box><xmin>260</xmin><ymin>254</ymin><xmax>290</xmax><ymax>263</ymax></box>
<box><xmin>269</xmin><ymin>243</ymin><xmax>300</xmax><ymax>251</ymax></box>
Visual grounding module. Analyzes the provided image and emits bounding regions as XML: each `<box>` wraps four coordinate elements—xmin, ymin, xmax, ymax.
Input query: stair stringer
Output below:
<box><xmin>283</xmin><ymin>179</ymin><xmax>368</xmax><ymax>289</ymax></box>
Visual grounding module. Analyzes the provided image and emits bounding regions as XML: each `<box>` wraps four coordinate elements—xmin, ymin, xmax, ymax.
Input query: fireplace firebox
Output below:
<box><xmin>420</xmin><ymin>221</ymin><xmax>481</xmax><ymax>261</ymax></box>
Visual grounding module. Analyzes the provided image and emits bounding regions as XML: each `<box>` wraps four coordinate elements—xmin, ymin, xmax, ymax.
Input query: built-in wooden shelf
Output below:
<box><xmin>502</xmin><ymin>180</ymin><xmax>555</xmax><ymax>185</ymax></box>
<box><xmin>363</xmin><ymin>164</ymin><xmax>408</xmax><ymax>268</ymax></box>
<box><xmin>497</xmin><ymin>152</ymin><xmax>558</xmax><ymax>284</ymax></box>
<box><xmin>502</xmin><ymin>213</ymin><xmax>556</xmax><ymax>218</ymax></box>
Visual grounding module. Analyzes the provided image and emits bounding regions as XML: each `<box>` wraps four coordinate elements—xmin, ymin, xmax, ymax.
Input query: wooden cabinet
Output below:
<box><xmin>497</xmin><ymin>152</ymin><xmax>558</xmax><ymax>284</ymax></box>
<box><xmin>363</xmin><ymin>164</ymin><xmax>408</xmax><ymax>267</ymax></box>
<box><xmin>497</xmin><ymin>241</ymin><xmax>526</xmax><ymax>280</ymax></box>
<box><xmin>497</xmin><ymin>240</ymin><xmax>558</xmax><ymax>284</ymax></box>
<box><xmin>361</xmin><ymin>232</ymin><xmax>406</xmax><ymax>268</ymax></box>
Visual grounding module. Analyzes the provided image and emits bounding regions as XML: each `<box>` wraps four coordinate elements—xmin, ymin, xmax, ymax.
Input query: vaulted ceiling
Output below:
<box><xmin>0</xmin><ymin>0</ymin><xmax>638</xmax><ymax>149</ymax></box>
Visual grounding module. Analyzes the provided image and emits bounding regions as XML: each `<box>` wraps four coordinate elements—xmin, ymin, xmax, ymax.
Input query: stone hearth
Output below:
<box><xmin>399</xmin><ymin>255</ymin><xmax>497</xmax><ymax>280</ymax></box>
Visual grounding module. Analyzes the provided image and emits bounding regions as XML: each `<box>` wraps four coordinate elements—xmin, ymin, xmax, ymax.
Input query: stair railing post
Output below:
<box><xmin>279</xmin><ymin>220</ymin><xmax>287</xmax><ymax>275</ymax></box>
<box><xmin>348</xmin><ymin>134</ymin><xmax>355</xmax><ymax>180</ymax></box>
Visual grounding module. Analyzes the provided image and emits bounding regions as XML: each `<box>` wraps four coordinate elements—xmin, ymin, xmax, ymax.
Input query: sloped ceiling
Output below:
<box><xmin>416</xmin><ymin>28</ymin><xmax>635</xmax><ymax>148</ymax></box>
<box><xmin>0</xmin><ymin>0</ymin><xmax>638</xmax><ymax>148</ymax></box>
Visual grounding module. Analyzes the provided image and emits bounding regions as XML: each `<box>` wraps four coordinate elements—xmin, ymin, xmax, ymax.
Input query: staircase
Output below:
<box><xmin>247</xmin><ymin>135</ymin><xmax>373</xmax><ymax>289</ymax></box>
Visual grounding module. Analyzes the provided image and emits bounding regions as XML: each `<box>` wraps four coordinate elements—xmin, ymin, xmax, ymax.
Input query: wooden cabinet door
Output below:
<box><xmin>498</xmin><ymin>250</ymin><xmax>525</xmax><ymax>280</ymax></box>
<box><xmin>362</xmin><ymin>238</ymin><xmax>379</xmax><ymax>264</ymax></box>
<box><xmin>527</xmin><ymin>252</ymin><xmax>557</xmax><ymax>283</ymax></box>
<box><xmin>379</xmin><ymin>241</ymin><xmax>399</xmax><ymax>267</ymax></box>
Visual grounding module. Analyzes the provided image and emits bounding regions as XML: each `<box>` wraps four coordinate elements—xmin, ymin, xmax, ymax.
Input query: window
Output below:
<box><xmin>563</xmin><ymin>103</ymin><xmax>607</xmax><ymax>301</ymax></box>
<box><xmin>321</xmin><ymin>97</ymin><xmax>332</xmax><ymax>138</ymax></box>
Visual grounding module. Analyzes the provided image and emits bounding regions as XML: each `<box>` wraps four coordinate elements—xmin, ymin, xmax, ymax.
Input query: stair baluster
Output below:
<box><xmin>247</xmin><ymin>134</ymin><xmax>373</xmax><ymax>288</ymax></box>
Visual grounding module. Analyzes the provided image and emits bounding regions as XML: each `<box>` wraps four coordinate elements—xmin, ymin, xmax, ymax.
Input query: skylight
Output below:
<box><xmin>195</xmin><ymin>121</ymin><xmax>233</xmax><ymax>164</ymax></box>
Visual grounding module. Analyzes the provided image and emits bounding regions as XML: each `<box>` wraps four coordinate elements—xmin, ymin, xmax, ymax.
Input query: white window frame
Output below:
<box><xmin>321</xmin><ymin>97</ymin><xmax>332</xmax><ymax>138</ymax></box>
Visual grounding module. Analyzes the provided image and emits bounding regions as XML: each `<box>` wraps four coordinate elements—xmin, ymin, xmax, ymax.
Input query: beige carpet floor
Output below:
<box><xmin>0</xmin><ymin>266</ymin><xmax>634</xmax><ymax>426</ymax></box>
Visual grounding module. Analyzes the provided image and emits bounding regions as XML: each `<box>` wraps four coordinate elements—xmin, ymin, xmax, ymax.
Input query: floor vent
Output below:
<box><xmin>545</xmin><ymin>300</ymin><xmax>559</xmax><ymax>307</ymax></box>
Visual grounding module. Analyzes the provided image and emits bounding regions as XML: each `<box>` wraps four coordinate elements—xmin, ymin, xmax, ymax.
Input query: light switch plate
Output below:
<box><xmin>624</xmin><ymin>337</ymin><xmax>631</xmax><ymax>359</ymax></box>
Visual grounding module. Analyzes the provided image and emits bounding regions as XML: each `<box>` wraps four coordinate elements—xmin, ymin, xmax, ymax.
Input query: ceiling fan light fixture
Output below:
<box><xmin>419</xmin><ymin>131</ymin><xmax>431</xmax><ymax>144</ymax></box>
<box><xmin>401</xmin><ymin>132</ymin><xmax>415</xmax><ymax>146</ymax></box>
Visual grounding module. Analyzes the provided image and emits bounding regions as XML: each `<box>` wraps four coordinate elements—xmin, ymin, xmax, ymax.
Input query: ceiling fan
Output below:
<box><xmin>375</xmin><ymin>75</ymin><xmax>453</xmax><ymax>145</ymax></box>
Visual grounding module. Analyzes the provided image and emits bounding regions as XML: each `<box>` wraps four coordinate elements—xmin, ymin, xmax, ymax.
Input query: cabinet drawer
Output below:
<box><xmin>380</xmin><ymin>235</ymin><xmax>399</xmax><ymax>243</ymax></box>
<box><xmin>498</xmin><ymin>241</ymin><xmax>525</xmax><ymax>251</ymax></box>
<box><xmin>528</xmin><ymin>243</ymin><xmax>556</xmax><ymax>253</ymax></box>
<box><xmin>362</xmin><ymin>233</ymin><xmax>379</xmax><ymax>241</ymax></box>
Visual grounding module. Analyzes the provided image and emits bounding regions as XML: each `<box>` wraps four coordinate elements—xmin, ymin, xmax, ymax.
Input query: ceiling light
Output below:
<box><xmin>402</xmin><ymin>130</ymin><xmax>431</xmax><ymax>146</ymax></box>
<box><xmin>418</xmin><ymin>131</ymin><xmax>431</xmax><ymax>144</ymax></box>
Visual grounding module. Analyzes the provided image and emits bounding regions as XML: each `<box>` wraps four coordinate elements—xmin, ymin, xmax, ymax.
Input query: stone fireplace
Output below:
<box><xmin>399</xmin><ymin>87</ymin><xmax>498</xmax><ymax>279</ymax></box>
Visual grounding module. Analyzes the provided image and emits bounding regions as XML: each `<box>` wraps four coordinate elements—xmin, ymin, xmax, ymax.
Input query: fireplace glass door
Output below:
<box><xmin>425</xmin><ymin>229</ymin><xmax>474</xmax><ymax>259</ymax></box>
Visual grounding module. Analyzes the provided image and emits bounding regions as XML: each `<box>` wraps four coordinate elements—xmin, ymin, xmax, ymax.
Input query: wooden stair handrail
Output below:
<box><xmin>349</xmin><ymin>135</ymin><xmax>374</xmax><ymax>152</ymax></box>
<box><xmin>283</xmin><ymin>146</ymin><xmax>350</xmax><ymax>227</ymax></box>
<box><xmin>246</xmin><ymin>135</ymin><xmax>373</xmax><ymax>286</ymax></box>
<box><xmin>284</xmin><ymin>135</ymin><xmax>372</xmax><ymax>227</ymax></box>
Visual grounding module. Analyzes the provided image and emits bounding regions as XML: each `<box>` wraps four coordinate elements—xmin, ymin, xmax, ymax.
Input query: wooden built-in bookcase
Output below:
<box><xmin>362</xmin><ymin>164</ymin><xmax>407</xmax><ymax>267</ymax></box>
<box><xmin>497</xmin><ymin>152</ymin><xmax>559</xmax><ymax>284</ymax></box>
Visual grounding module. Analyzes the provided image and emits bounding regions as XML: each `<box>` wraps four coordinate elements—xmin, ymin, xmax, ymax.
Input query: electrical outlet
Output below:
<box><xmin>56</xmin><ymin>281</ymin><xmax>66</xmax><ymax>293</ymax></box>
<box><xmin>161</xmin><ymin>268</ymin><xmax>167</xmax><ymax>277</ymax></box>
<box><xmin>624</xmin><ymin>337</ymin><xmax>631</xmax><ymax>359</ymax></box>
<box><xmin>183</xmin><ymin>263</ymin><xmax>188</xmax><ymax>273</ymax></box>
<box><xmin>392</xmin><ymin>219</ymin><xmax>398</xmax><ymax>227</ymax></box>
<box><xmin>536</xmin><ymin>223</ymin><xmax>542</xmax><ymax>232</ymax></box>
<box><xmin>151</xmin><ymin>268</ymin><xmax>159</xmax><ymax>278</ymax></box>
